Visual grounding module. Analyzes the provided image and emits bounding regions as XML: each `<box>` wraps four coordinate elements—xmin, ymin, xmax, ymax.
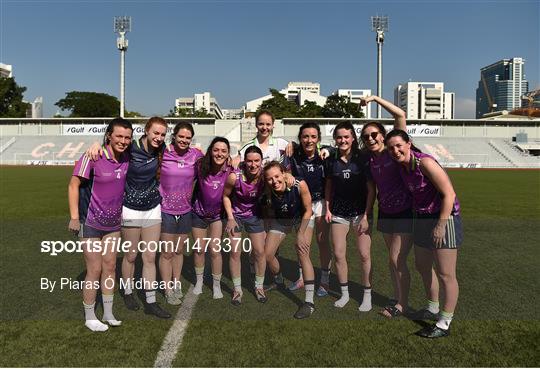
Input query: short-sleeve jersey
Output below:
<box><xmin>262</xmin><ymin>180</ymin><xmax>304</xmax><ymax>225</ymax></box>
<box><xmin>369</xmin><ymin>150</ymin><xmax>412</xmax><ymax>214</ymax></box>
<box><xmin>74</xmin><ymin>146</ymin><xmax>129</xmax><ymax>231</ymax></box>
<box><xmin>192</xmin><ymin>163</ymin><xmax>233</xmax><ymax>220</ymax></box>
<box><xmin>159</xmin><ymin>145</ymin><xmax>204</xmax><ymax>216</ymax></box>
<box><xmin>238</xmin><ymin>136</ymin><xmax>288</xmax><ymax>165</ymax></box>
<box><xmin>398</xmin><ymin>151</ymin><xmax>461</xmax><ymax>215</ymax></box>
<box><xmin>325</xmin><ymin>151</ymin><xmax>371</xmax><ymax>217</ymax></box>
<box><xmin>123</xmin><ymin>138</ymin><xmax>162</xmax><ymax>211</ymax></box>
<box><xmin>283</xmin><ymin>151</ymin><xmax>325</xmax><ymax>202</ymax></box>
<box><xmin>231</xmin><ymin>169</ymin><xmax>265</xmax><ymax>218</ymax></box>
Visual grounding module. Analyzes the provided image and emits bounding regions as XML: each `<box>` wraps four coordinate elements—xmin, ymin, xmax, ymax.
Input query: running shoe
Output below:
<box><xmin>173</xmin><ymin>287</ymin><xmax>183</xmax><ymax>300</ymax></box>
<box><xmin>316</xmin><ymin>283</ymin><xmax>329</xmax><ymax>297</ymax></box>
<box><xmin>415</xmin><ymin>325</ymin><xmax>450</xmax><ymax>338</ymax></box>
<box><xmin>123</xmin><ymin>293</ymin><xmax>140</xmax><ymax>311</ymax></box>
<box><xmin>294</xmin><ymin>302</ymin><xmax>315</xmax><ymax>319</ymax></box>
<box><xmin>288</xmin><ymin>278</ymin><xmax>304</xmax><ymax>291</ymax></box>
<box><xmin>231</xmin><ymin>291</ymin><xmax>243</xmax><ymax>306</ymax></box>
<box><xmin>165</xmin><ymin>291</ymin><xmax>182</xmax><ymax>306</ymax></box>
<box><xmin>255</xmin><ymin>288</ymin><xmax>267</xmax><ymax>303</ymax></box>
<box><xmin>144</xmin><ymin>302</ymin><xmax>171</xmax><ymax>319</ymax></box>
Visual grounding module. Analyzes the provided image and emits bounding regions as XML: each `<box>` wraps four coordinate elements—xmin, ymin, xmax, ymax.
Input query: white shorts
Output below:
<box><xmin>331</xmin><ymin>214</ymin><xmax>373</xmax><ymax>227</ymax></box>
<box><xmin>310</xmin><ymin>200</ymin><xmax>326</xmax><ymax>219</ymax></box>
<box><xmin>121</xmin><ymin>204</ymin><xmax>162</xmax><ymax>228</ymax></box>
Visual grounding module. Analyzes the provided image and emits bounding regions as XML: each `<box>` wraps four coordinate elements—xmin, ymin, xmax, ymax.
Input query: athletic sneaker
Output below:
<box><xmin>255</xmin><ymin>288</ymin><xmax>267</xmax><ymax>304</ymax></box>
<box><xmin>410</xmin><ymin>308</ymin><xmax>439</xmax><ymax>321</ymax></box>
<box><xmin>288</xmin><ymin>278</ymin><xmax>304</xmax><ymax>291</ymax></box>
<box><xmin>415</xmin><ymin>325</ymin><xmax>449</xmax><ymax>338</ymax></box>
<box><xmin>264</xmin><ymin>281</ymin><xmax>286</xmax><ymax>292</ymax></box>
<box><xmin>231</xmin><ymin>291</ymin><xmax>242</xmax><ymax>306</ymax></box>
<box><xmin>123</xmin><ymin>293</ymin><xmax>140</xmax><ymax>311</ymax></box>
<box><xmin>165</xmin><ymin>291</ymin><xmax>182</xmax><ymax>306</ymax></box>
<box><xmin>294</xmin><ymin>302</ymin><xmax>315</xmax><ymax>319</ymax></box>
<box><xmin>144</xmin><ymin>302</ymin><xmax>171</xmax><ymax>319</ymax></box>
<box><xmin>316</xmin><ymin>284</ymin><xmax>329</xmax><ymax>297</ymax></box>
<box><xmin>173</xmin><ymin>287</ymin><xmax>183</xmax><ymax>300</ymax></box>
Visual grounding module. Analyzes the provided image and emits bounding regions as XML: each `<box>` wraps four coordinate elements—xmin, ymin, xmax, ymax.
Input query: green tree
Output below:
<box><xmin>297</xmin><ymin>100</ymin><xmax>323</xmax><ymax>118</ymax></box>
<box><xmin>321</xmin><ymin>95</ymin><xmax>364</xmax><ymax>118</ymax></box>
<box><xmin>55</xmin><ymin>91</ymin><xmax>120</xmax><ymax>117</ymax></box>
<box><xmin>193</xmin><ymin>108</ymin><xmax>214</xmax><ymax>118</ymax></box>
<box><xmin>0</xmin><ymin>77</ymin><xmax>31</xmax><ymax>117</ymax></box>
<box><xmin>124</xmin><ymin>110</ymin><xmax>143</xmax><ymax>117</ymax></box>
<box><xmin>257</xmin><ymin>89</ymin><xmax>298</xmax><ymax>119</ymax></box>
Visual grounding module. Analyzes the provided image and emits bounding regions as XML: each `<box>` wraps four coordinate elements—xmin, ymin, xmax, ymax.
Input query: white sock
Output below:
<box><xmin>436</xmin><ymin>311</ymin><xmax>453</xmax><ymax>330</ymax></box>
<box><xmin>255</xmin><ymin>275</ymin><xmax>264</xmax><ymax>289</ymax></box>
<box><xmin>124</xmin><ymin>279</ymin><xmax>133</xmax><ymax>295</ymax></box>
<box><xmin>304</xmin><ymin>281</ymin><xmax>315</xmax><ymax>304</ymax></box>
<box><xmin>232</xmin><ymin>277</ymin><xmax>242</xmax><ymax>294</ymax></box>
<box><xmin>102</xmin><ymin>294</ymin><xmax>122</xmax><ymax>326</ymax></box>
<box><xmin>83</xmin><ymin>302</ymin><xmax>108</xmax><ymax>332</ymax></box>
<box><xmin>358</xmin><ymin>287</ymin><xmax>372</xmax><ymax>312</ymax></box>
<box><xmin>145</xmin><ymin>290</ymin><xmax>156</xmax><ymax>304</ymax></box>
<box><xmin>334</xmin><ymin>284</ymin><xmax>350</xmax><ymax>308</ymax></box>
<box><xmin>212</xmin><ymin>274</ymin><xmax>223</xmax><ymax>299</ymax></box>
<box><xmin>193</xmin><ymin>267</ymin><xmax>204</xmax><ymax>295</ymax></box>
<box><xmin>297</xmin><ymin>265</ymin><xmax>303</xmax><ymax>281</ymax></box>
<box><xmin>427</xmin><ymin>299</ymin><xmax>440</xmax><ymax>314</ymax></box>
<box><xmin>320</xmin><ymin>268</ymin><xmax>330</xmax><ymax>286</ymax></box>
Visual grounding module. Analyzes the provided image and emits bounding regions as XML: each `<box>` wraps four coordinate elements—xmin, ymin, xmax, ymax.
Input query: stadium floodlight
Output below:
<box><xmin>114</xmin><ymin>16</ymin><xmax>131</xmax><ymax>118</ymax></box>
<box><xmin>371</xmin><ymin>15</ymin><xmax>389</xmax><ymax>118</ymax></box>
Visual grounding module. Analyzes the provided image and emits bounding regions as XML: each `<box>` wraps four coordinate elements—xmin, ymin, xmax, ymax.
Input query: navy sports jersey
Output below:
<box><xmin>263</xmin><ymin>180</ymin><xmax>304</xmax><ymax>225</ymax></box>
<box><xmin>325</xmin><ymin>150</ymin><xmax>371</xmax><ymax>217</ymax></box>
<box><xmin>123</xmin><ymin>138</ymin><xmax>162</xmax><ymax>211</ymax></box>
<box><xmin>283</xmin><ymin>151</ymin><xmax>325</xmax><ymax>202</ymax></box>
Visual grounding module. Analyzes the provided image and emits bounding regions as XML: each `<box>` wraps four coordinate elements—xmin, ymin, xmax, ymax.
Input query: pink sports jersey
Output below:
<box><xmin>370</xmin><ymin>150</ymin><xmax>412</xmax><ymax>214</ymax></box>
<box><xmin>398</xmin><ymin>151</ymin><xmax>460</xmax><ymax>215</ymax></box>
<box><xmin>231</xmin><ymin>168</ymin><xmax>265</xmax><ymax>218</ymax></box>
<box><xmin>192</xmin><ymin>163</ymin><xmax>233</xmax><ymax>220</ymax></box>
<box><xmin>159</xmin><ymin>145</ymin><xmax>204</xmax><ymax>215</ymax></box>
<box><xmin>73</xmin><ymin>146</ymin><xmax>129</xmax><ymax>231</ymax></box>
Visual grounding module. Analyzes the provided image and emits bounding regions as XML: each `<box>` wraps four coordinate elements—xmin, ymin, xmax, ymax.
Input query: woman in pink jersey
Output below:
<box><xmin>192</xmin><ymin>137</ymin><xmax>233</xmax><ymax>298</ymax></box>
<box><xmin>386</xmin><ymin>129</ymin><xmax>463</xmax><ymax>338</ymax></box>
<box><xmin>222</xmin><ymin>146</ymin><xmax>266</xmax><ymax>305</ymax></box>
<box><xmin>68</xmin><ymin>118</ymin><xmax>132</xmax><ymax>332</ymax></box>
<box><xmin>358</xmin><ymin>96</ymin><xmax>414</xmax><ymax>318</ymax></box>
<box><xmin>158</xmin><ymin>122</ymin><xmax>203</xmax><ymax>305</ymax></box>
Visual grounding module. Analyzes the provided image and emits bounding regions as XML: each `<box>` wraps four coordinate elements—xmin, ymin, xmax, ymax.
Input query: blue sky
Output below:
<box><xmin>1</xmin><ymin>0</ymin><xmax>538</xmax><ymax>118</ymax></box>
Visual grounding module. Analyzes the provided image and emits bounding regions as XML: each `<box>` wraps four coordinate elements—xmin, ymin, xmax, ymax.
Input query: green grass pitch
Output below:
<box><xmin>0</xmin><ymin>166</ymin><xmax>539</xmax><ymax>367</ymax></box>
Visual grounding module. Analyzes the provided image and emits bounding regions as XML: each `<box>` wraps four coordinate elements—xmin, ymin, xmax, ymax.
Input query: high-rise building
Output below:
<box><xmin>394</xmin><ymin>82</ymin><xmax>454</xmax><ymax>119</ymax></box>
<box><xmin>175</xmin><ymin>92</ymin><xmax>223</xmax><ymax>119</ymax></box>
<box><xmin>32</xmin><ymin>97</ymin><xmax>43</xmax><ymax>118</ymax></box>
<box><xmin>476</xmin><ymin>57</ymin><xmax>528</xmax><ymax>118</ymax></box>
<box><xmin>0</xmin><ymin>63</ymin><xmax>13</xmax><ymax>78</ymax></box>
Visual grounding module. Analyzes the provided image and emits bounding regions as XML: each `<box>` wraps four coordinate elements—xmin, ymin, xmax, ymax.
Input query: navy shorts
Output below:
<box><xmin>413</xmin><ymin>212</ymin><xmax>463</xmax><ymax>249</ymax></box>
<box><xmin>161</xmin><ymin>211</ymin><xmax>192</xmax><ymax>234</ymax></box>
<box><xmin>78</xmin><ymin>223</ymin><xmax>119</xmax><ymax>239</ymax></box>
<box><xmin>229</xmin><ymin>215</ymin><xmax>265</xmax><ymax>234</ymax></box>
<box><xmin>268</xmin><ymin>218</ymin><xmax>301</xmax><ymax>235</ymax></box>
<box><xmin>377</xmin><ymin>208</ymin><xmax>414</xmax><ymax>234</ymax></box>
<box><xmin>192</xmin><ymin>212</ymin><xmax>221</xmax><ymax>229</ymax></box>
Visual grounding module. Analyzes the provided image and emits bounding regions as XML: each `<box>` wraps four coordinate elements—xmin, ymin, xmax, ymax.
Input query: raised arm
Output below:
<box><xmin>360</xmin><ymin>95</ymin><xmax>406</xmax><ymax>130</ymax></box>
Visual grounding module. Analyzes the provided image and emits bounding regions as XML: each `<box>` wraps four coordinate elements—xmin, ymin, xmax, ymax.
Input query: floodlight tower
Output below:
<box><xmin>114</xmin><ymin>16</ymin><xmax>131</xmax><ymax>118</ymax></box>
<box><xmin>371</xmin><ymin>15</ymin><xmax>388</xmax><ymax>118</ymax></box>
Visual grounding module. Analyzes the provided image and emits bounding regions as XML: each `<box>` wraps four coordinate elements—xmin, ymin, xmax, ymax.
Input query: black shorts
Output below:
<box><xmin>377</xmin><ymin>208</ymin><xmax>414</xmax><ymax>234</ymax></box>
<box><xmin>413</xmin><ymin>212</ymin><xmax>463</xmax><ymax>249</ymax></box>
<box><xmin>78</xmin><ymin>223</ymin><xmax>119</xmax><ymax>239</ymax></box>
<box><xmin>227</xmin><ymin>215</ymin><xmax>265</xmax><ymax>234</ymax></box>
<box><xmin>191</xmin><ymin>212</ymin><xmax>221</xmax><ymax>229</ymax></box>
<box><xmin>161</xmin><ymin>211</ymin><xmax>192</xmax><ymax>234</ymax></box>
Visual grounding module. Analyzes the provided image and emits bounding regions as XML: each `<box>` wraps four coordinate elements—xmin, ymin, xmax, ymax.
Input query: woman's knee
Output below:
<box><xmin>86</xmin><ymin>264</ymin><xmax>102</xmax><ymax>279</ymax></box>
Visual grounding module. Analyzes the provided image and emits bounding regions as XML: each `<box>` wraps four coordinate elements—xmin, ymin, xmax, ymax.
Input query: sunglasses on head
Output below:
<box><xmin>361</xmin><ymin>132</ymin><xmax>380</xmax><ymax>141</ymax></box>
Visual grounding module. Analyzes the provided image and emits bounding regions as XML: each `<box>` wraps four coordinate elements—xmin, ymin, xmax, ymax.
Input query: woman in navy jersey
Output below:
<box><xmin>324</xmin><ymin>122</ymin><xmax>375</xmax><ymax>311</ymax></box>
<box><xmin>222</xmin><ymin>146</ymin><xmax>267</xmax><ymax>305</ymax></box>
<box><xmin>88</xmin><ymin>117</ymin><xmax>171</xmax><ymax>318</ymax></box>
<box><xmin>191</xmin><ymin>137</ymin><xmax>233</xmax><ymax>299</ymax></box>
<box><xmin>386</xmin><ymin>129</ymin><xmax>463</xmax><ymax>338</ymax></box>
<box><xmin>262</xmin><ymin>161</ymin><xmax>315</xmax><ymax>319</ymax></box>
<box><xmin>358</xmin><ymin>96</ymin><xmax>414</xmax><ymax>318</ymax></box>
<box><xmin>68</xmin><ymin>118</ymin><xmax>132</xmax><ymax>332</ymax></box>
<box><xmin>158</xmin><ymin>122</ymin><xmax>203</xmax><ymax>306</ymax></box>
<box><xmin>283</xmin><ymin>123</ymin><xmax>332</xmax><ymax>297</ymax></box>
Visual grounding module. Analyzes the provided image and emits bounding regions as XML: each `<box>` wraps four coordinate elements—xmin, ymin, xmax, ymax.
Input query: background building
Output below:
<box><xmin>222</xmin><ymin>108</ymin><xmax>243</xmax><ymax>119</ymax></box>
<box><xmin>175</xmin><ymin>92</ymin><xmax>223</xmax><ymax>119</ymax></box>
<box><xmin>476</xmin><ymin>57</ymin><xmax>528</xmax><ymax>118</ymax></box>
<box><xmin>31</xmin><ymin>97</ymin><xmax>43</xmax><ymax>118</ymax></box>
<box><xmin>0</xmin><ymin>63</ymin><xmax>13</xmax><ymax>78</ymax></box>
<box><xmin>394</xmin><ymin>82</ymin><xmax>455</xmax><ymax>119</ymax></box>
<box><xmin>334</xmin><ymin>89</ymin><xmax>372</xmax><ymax>118</ymax></box>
